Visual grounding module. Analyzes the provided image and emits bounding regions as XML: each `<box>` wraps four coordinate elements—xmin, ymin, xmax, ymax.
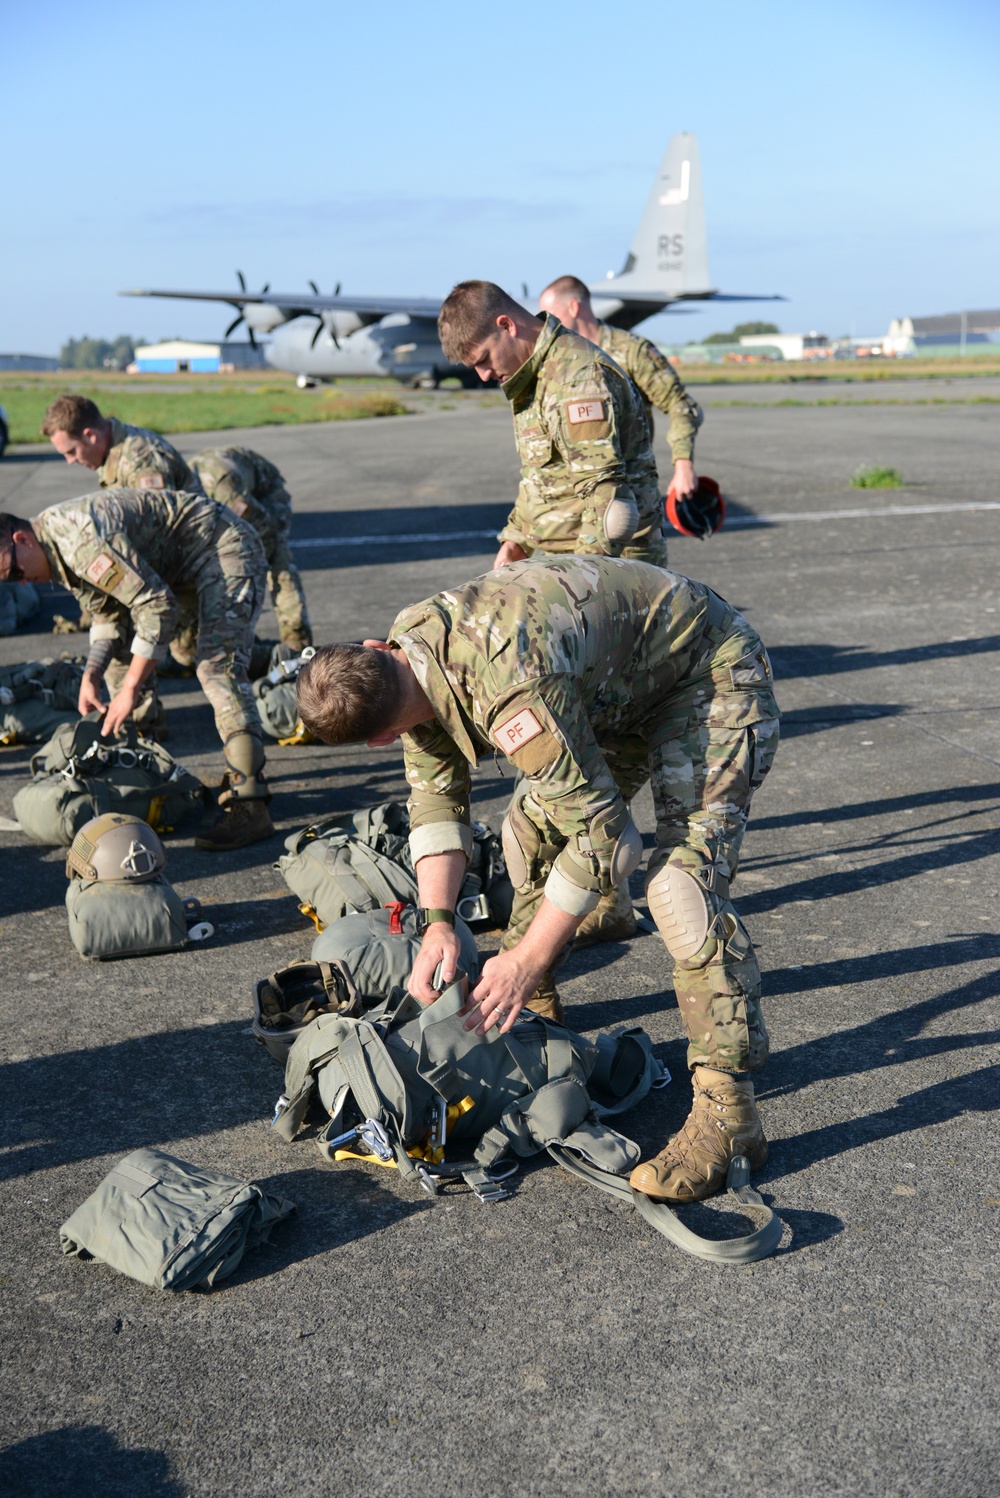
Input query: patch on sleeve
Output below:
<box><xmin>566</xmin><ymin>399</ymin><xmax>606</xmax><ymax>425</ymax></box>
<box><xmin>493</xmin><ymin>708</ymin><xmax>544</xmax><ymax>755</ymax></box>
<box><xmin>229</xmin><ymin>497</ymin><xmax>249</xmax><ymax>517</ymax></box>
<box><xmin>85</xmin><ymin>552</ymin><xmax>117</xmax><ymax>585</ymax></box>
<box><xmin>137</xmin><ymin>473</ymin><xmax>166</xmax><ymax>489</ymax></box>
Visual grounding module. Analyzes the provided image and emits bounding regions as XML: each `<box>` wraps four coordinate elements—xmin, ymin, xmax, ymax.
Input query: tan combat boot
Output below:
<box><xmin>574</xmin><ymin>883</ymin><xmax>637</xmax><ymax>947</ymax></box>
<box><xmin>194</xmin><ymin>798</ymin><xmax>275</xmax><ymax>852</ymax></box>
<box><xmin>630</xmin><ymin>1065</ymin><xmax>767</xmax><ymax>1202</ymax></box>
<box><xmin>524</xmin><ymin>973</ymin><xmax>565</xmax><ymax>1025</ymax></box>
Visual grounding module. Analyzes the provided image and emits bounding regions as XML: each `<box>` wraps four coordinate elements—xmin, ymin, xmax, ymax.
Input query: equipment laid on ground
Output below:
<box><xmin>0</xmin><ymin>580</ymin><xmax>41</xmax><ymax>637</ymax></box>
<box><xmin>277</xmin><ymin>801</ymin><xmax>513</xmax><ymax>932</ymax></box>
<box><xmin>13</xmin><ymin>717</ymin><xmax>209</xmax><ymax>846</ymax></box>
<box><xmin>253</xmin><ymin>904</ymin><xmax>480</xmax><ymax>1061</ymax></box>
<box><xmin>665</xmin><ymin>474</ymin><xmax>726</xmax><ymax>540</ymax></box>
<box><xmin>270</xmin><ymin>972</ymin><xmax>781</xmax><ymax>1264</ymax></box>
<box><xmin>64</xmin><ymin>812</ymin><xmax>211</xmax><ymax>959</ymax></box>
<box><xmin>59</xmin><ymin>1148</ymin><xmax>295</xmax><ymax>1291</ymax></box>
<box><xmin>0</xmin><ymin>656</ymin><xmax>84</xmax><ymax>746</ymax></box>
<box><xmin>252</xmin><ymin>643</ymin><xmax>317</xmax><ymax>744</ymax></box>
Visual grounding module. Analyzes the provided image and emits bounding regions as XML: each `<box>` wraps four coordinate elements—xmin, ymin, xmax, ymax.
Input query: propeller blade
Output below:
<box><xmin>236</xmin><ymin>270</ymin><xmax>247</xmax><ymax>291</ymax></box>
<box><xmin>521</xmin><ymin>281</ymin><xmax>529</xmax><ymax>299</ymax></box>
<box><xmin>308</xmin><ymin>280</ymin><xmax>320</xmax><ymax>296</ymax></box>
<box><xmin>248</xmin><ymin>325</ymin><xmax>258</xmax><ymax>349</ymax></box>
<box><xmin>224</xmin><ymin>314</ymin><xmax>244</xmax><ymax>338</ymax></box>
<box><xmin>261</xmin><ymin>282</ymin><xmax>270</xmax><ymax>294</ymax></box>
<box><xmin>334</xmin><ymin>282</ymin><xmax>342</xmax><ymax>296</ymax></box>
<box><xmin>310</xmin><ymin>318</ymin><xmax>325</xmax><ymax>349</ymax></box>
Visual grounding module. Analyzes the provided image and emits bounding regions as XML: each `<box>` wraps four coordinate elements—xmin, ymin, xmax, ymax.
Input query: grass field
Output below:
<box><xmin>1</xmin><ymin>372</ymin><xmax>407</xmax><ymax>444</ymax></box>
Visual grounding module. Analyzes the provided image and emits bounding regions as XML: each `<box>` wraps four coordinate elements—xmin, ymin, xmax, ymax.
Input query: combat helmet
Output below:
<box><xmin>66</xmin><ymin>813</ymin><xmax>166</xmax><ymax>884</ymax></box>
<box><xmin>666</xmin><ymin>474</ymin><xmax>726</xmax><ymax>540</ymax></box>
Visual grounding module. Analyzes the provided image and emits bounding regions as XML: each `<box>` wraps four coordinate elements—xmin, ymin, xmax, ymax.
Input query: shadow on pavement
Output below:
<box><xmin>290</xmin><ymin>502</ymin><xmax>508</xmax><ymax>571</ymax></box>
<box><xmin>0</xmin><ymin>1426</ymin><xmax>182</xmax><ymax>1498</ymax></box>
<box><xmin>771</xmin><ymin>636</ymin><xmax>1000</xmax><ymax>681</ymax></box>
<box><xmin>751</xmin><ymin>780</ymin><xmax>999</xmax><ymax>833</ymax></box>
<box><xmin>777</xmin><ymin>702</ymin><xmax>907</xmax><ymax>737</ymax></box>
<box><xmin>766</xmin><ymin>933</ymin><xmax>1000</xmax><ymax>997</ymax></box>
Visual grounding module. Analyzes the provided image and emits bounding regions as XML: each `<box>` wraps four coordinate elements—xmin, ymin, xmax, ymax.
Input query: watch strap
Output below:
<box><xmin>420</xmin><ymin>907</ymin><xmax>456</xmax><ymax>928</ymax></box>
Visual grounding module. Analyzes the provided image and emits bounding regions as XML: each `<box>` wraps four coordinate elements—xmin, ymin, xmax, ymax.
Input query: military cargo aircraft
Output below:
<box><xmin>122</xmin><ymin>133</ymin><xmax>781</xmax><ymax>389</ymax></box>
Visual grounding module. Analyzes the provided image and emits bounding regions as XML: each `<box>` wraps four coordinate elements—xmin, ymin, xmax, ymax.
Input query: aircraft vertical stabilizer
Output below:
<box><xmin>595</xmin><ymin>132</ymin><xmax>711</xmax><ymax>301</ymax></box>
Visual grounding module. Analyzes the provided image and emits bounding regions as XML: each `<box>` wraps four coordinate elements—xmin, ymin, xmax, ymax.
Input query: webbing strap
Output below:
<box><xmin>334</xmin><ymin>1026</ymin><xmax>421</xmax><ymax>1184</ymax></box>
<box><xmin>349</xmin><ymin>843</ymin><xmax>412</xmax><ymax>909</ymax></box>
<box><xmin>546</xmin><ymin>1148</ymin><xmax>782</xmax><ymax>1264</ymax></box>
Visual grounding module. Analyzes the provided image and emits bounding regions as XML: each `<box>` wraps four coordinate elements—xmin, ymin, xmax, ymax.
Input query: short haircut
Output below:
<box><xmin>541</xmin><ymin>275</ymin><xmax>591</xmax><ymax>306</ymax></box>
<box><xmin>41</xmin><ymin>394</ymin><xmax>104</xmax><ymax>438</ymax></box>
<box><xmin>0</xmin><ymin>513</ymin><xmax>30</xmax><ymax>547</ymax></box>
<box><xmin>438</xmin><ymin>280</ymin><xmax>525</xmax><ymax>364</ymax></box>
<box><xmin>296</xmin><ymin>644</ymin><xmax>403</xmax><ymax>745</ymax></box>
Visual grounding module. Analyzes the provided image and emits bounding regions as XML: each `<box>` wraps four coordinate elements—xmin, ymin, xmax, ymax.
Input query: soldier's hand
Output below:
<box><xmin>671</xmin><ymin>459</ymin><xmax>698</xmax><ymax>502</ymax></box>
<box><xmin>77</xmin><ymin>671</ymin><xmax>107</xmax><ymax>718</ymax></box>
<box><xmin>101</xmin><ymin>684</ymin><xmax>140</xmax><ymax>738</ymax></box>
<box><xmin>493</xmin><ymin>541</ymin><xmax>528</xmax><ymax>570</ymax></box>
<box><xmin>409</xmin><ymin>925</ymin><xmax>464</xmax><ymax>1005</ymax></box>
<box><xmin>465</xmin><ymin>950</ymin><xmax>540</xmax><ymax>1036</ymax></box>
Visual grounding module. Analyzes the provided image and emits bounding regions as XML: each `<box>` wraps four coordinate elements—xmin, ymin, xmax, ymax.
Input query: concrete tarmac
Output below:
<box><xmin>1</xmin><ymin>386</ymin><xmax>998</xmax><ymax>1497</ymax></box>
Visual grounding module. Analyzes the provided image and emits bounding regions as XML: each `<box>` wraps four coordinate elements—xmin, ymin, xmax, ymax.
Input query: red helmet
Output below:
<box><xmin>665</xmin><ymin>475</ymin><xmax>726</xmax><ymax>540</ymax></box>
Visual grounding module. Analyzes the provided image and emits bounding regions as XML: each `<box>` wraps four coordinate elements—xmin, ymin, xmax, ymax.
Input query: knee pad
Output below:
<box><xmin>646</xmin><ymin>861</ymin><xmax>715</xmax><ymax>961</ymax></box>
<box><xmin>501</xmin><ymin>795</ymin><xmax>545</xmax><ymax>892</ymax></box>
<box><xmin>223</xmin><ymin>731</ymin><xmax>268</xmax><ymax>800</ymax></box>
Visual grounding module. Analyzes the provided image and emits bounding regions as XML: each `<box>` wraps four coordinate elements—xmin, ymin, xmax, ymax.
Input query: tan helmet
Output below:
<box><xmin>66</xmin><ymin>813</ymin><xmax>166</xmax><ymax>884</ymax></box>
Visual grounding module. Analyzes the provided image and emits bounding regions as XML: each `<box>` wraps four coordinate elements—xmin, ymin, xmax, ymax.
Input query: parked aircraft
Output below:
<box><xmin>122</xmin><ymin>134</ymin><xmax>781</xmax><ymax>388</ymax></box>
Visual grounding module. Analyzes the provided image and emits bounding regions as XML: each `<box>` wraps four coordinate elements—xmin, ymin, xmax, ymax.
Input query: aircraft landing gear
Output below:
<box><xmin>296</xmin><ymin>374</ymin><xmax>322</xmax><ymax>390</ymax></box>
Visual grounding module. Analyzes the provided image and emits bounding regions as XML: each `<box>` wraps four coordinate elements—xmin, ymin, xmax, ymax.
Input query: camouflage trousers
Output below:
<box><xmin>502</xmin><ymin>715</ymin><xmax>779</xmax><ymax>1075</ymax></box>
<box><xmin>131</xmin><ymin>521</ymin><xmax>267</xmax><ymax>749</ymax></box>
<box><xmin>620</xmin><ymin>523</ymin><xmax>668</xmax><ymax>568</ymax></box>
<box><xmin>172</xmin><ymin>501</ymin><xmax>311</xmax><ymax>660</ymax></box>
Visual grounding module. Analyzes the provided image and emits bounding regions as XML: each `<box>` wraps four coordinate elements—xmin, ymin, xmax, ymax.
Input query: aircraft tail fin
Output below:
<box><xmin>595</xmin><ymin>132</ymin><xmax>711</xmax><ymax>300</ymax></box>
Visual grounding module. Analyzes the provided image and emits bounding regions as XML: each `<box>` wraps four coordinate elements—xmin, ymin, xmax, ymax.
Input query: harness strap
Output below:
<box><xmin>546</xmin><ymin>1147</ymin><xmax>782</xmax><ymax>1264</ymax></box>
<box><xmin>335</xmin><ymin>1026</ymin><xmax>422</xmax><ymax>1185</ymax></box>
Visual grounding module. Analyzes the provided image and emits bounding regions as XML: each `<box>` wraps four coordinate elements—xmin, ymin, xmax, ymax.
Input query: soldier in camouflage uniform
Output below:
<box><xmin>437</xmin><ymin>281</ymin><xmax>666</xmax><ymax>568</ymax></box>
<box><xmin>42</xmin><ymin>394</ymin><xmax>202</xmax><ymax>636</ymax></box>
<box><xmin>295</xmin><ymin>555</ymin><xmax>780</xmax><ymax>1203</ymax></box>
<box><xmin>0</xmin><ymin>492</ymin><xmax>275</xmax><ymax>851</ymax></box>
<box><xmin>538</xmin><ymin>276</ymin><xmax>703</xmax><ymax>513</ymax></box>
<box><xmin>189</xmin><ymin>447</ymin><xmax>311</xmax><ymax>653</ymax></box>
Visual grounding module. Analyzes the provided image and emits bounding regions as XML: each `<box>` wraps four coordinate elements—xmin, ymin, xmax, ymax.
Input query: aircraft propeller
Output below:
<box><xmin>224</xmin><ymin>271</ymin><xmax>270</xmax><ymax>347</ymax></box>
<box><xmin>307</xmin><ymin>282</ymin><xmax>344</xmax><ymax>349</ymax></box>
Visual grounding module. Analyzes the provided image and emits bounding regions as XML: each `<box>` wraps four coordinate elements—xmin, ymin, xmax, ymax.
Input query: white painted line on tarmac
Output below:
<box><xmin>289</xmin><ymin>502</ymin><xmax>1000</xmax><ymax>550</ymax></box>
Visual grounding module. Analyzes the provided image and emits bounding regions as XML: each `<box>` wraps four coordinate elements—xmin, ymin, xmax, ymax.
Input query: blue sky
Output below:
<box><xmin>3</xmin><ymin>0</ymin><xmax>998</xmax><ymax>355</ymax></box>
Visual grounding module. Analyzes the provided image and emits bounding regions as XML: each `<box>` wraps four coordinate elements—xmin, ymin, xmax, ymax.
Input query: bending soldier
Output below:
<box><xmin>189</xmin><ymin>447</ymin><xmax>312</xmax><ymax>654</ymax></box>
<box><xmin>538</xmin><ymin>275</ymin><xmax>703</xmax><ymax>515</ymax></box>
<box><xmin>437</xmin><ymin>281</ymin><xmax>666</xmax><ymax>568</ymax></box>
<box><xmin>295</xmin><ymin>555</ymin><xmax>780</xmax><ymax>1203</ymax></box>
<box><xmin>42</xmin><ymin>393</ymin><xmax>201</xmax><ymax>492</ymax></box>
<box><xmin>0</xmin><ymin>491</ymin><xmax>275</xmax><ymax>851</ymax></box>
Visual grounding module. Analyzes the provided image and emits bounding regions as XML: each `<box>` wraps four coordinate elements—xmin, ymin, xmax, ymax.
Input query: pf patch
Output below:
<box><xmin>84</xmin><ymin>552</ymin><xmax>117</xmax><ymax>585</ymax></box>
<box><xmin>136</xmin><ymin>473</ymin><xmax>166</xmax><ymax>489</ymax></box>
<box><xmin>492</xmin><ymin>705</ymin><xmax>561</xmax><ymax>774</ymax></box>
<box><xmin>566</xmin><ymin>399</ymin><xmax>606</xmax><ymax>425</ymax></box>
<box><xmin>493</xmin><ymin>708</ymin><xmax>544</xmax><ymax>755</ymax></box>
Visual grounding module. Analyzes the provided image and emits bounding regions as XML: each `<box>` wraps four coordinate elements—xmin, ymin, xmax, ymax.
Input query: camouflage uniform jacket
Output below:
<box><xmin>96</xmin><ymin>418</ymin><xmax>201</xmax><ymax>493</ymax></box>
<box><xmin>33</xmin><ymin>490</ymin><xmax>260</xmax><ymax>663</ymax></box>
<box><xmin>391</xmin><ymin>556</ymin><xmax>778</xmax><ymax>913</ymax></box>
<box><xmin>498</xmin><ymin>314</ymin><xmax>661</xmax><ymax>555</ymax></box>
<box><xmin>189</xmin><ymin>446</ymin><xmax>291</xmax><ymax>530</ymax></box>
<box><xmin>595</xmin><ymin>323</ymin><xmax>701</xmax><ymax>463</ymax></box>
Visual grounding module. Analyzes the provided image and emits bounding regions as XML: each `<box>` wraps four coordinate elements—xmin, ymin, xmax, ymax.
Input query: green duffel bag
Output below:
<box><xmin>13</xmin><ymin>718</ymin><xmax>209</xmax><ymax>846</ymax></box>
<box><xmin>66</xmin><ymin>878</ymin><xmax>197</xmax><ymax>959</ymax></box>
<box><xmin>253</xmin><ymin>644</ymin><xmax>316</xmax><ymax>743</ymax></box>
<box><xmin>60</xmin><ymin>1147</ymin><xmax>295</xmax><ymax>1291</ymax></box>
<box><xmin>309</xmin><ymin>902</ymin><xmax>480</xmax><ymax>1010</ymax></box>
<box><xmin>0</xmin><ymin>656</ymin><xmax>84</xmax><ymax>746</ymax></box>
<box><xmin>277</xmin><ymin>801</ymin><xmax>513</xmax><ymax>932</ymax></box>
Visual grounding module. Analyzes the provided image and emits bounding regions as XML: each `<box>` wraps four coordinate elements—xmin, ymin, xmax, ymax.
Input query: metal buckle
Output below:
<box><xmin>456</xmin><ymin>892</ymin><xmax>491</xmax><ymax>923</ymax></box>
<box><xmin>473</xmin><ymin>1179</ymin><xmax>510</xmax><ymax>1204</ymax></box>
<box><xmin>416</xmin><ymin>1165</ymin><xmax>438</xmax><ymax>1196</ymax></box>
<box><xmin>357</xmin><ymin>1119</ymin><xmax>393</xmax><ymax>1162</ymax></box>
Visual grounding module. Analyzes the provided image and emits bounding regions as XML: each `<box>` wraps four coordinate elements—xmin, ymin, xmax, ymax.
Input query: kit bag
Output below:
<box><xmin>66</xmin><ymin>878</ymin><xmax>199</xmax><ymax>960</ymax></box>
<box><xmin>277</xmin><ymin>801</ymin><xmax>513</xmax><ymax>931</ymax></box>
<box><xmin>59</xmin><ymin>1147</ymin><xmax>295</xmax><ymax>1291</ymax></box>
<box><xmin>252</xmin><ymin>643</ymin><xmax>316</xmax><ymax>743</ymax></box>
<box><xmin>13</xmin><ymin>718</ymin><xmax>209</xmax><ymax>846</ymax></box>
<box><xmin>0</xmin><ymin>656</ymin><xmax>84</xmax><ymax>746</ymax></box>
<box><xmin>271</xmin><ymin>976</ymin><xmax>781</xmax><ymax>1265</ymax></box>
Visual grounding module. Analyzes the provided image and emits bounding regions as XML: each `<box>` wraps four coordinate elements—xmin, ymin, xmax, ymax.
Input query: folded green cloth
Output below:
<box><xmin>60</xmin><ymin>1148</ymin><xmax>295</xmax><ymax>1291</ymax></box>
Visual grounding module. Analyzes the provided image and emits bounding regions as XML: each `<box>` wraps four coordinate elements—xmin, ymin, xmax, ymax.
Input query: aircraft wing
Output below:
<box><xmin>122</xmin><ymin>288</ymin><xmax>443</xmax><ymax>319</ymax></box>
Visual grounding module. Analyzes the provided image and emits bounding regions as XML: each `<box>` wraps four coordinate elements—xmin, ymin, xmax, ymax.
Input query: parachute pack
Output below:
<box><xmin>252</xmin><ymin>644</ymin><xmax>317</xmax><ymax>744</ymax></box>
<box><xmin>277</xmin><ymin>801</ymin><xmax>513</xmax><ymax>933</ymax></box>
<box><xmin>13</xmin><ymin>717</ymin><xmax>210</xmax><ymax>847</ymax></box>
<box><xmin>270</xmin><ymin>972</ymin><xmax>781</xmax><ymax>1265</ymax></box>
<box><xmin>0</xmin><ymin>656</ymin><xmax>84</xmax><ymax>746</ymax></box>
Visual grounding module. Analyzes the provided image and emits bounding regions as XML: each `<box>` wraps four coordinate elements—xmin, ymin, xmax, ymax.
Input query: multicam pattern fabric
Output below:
<box><xmin>34</xmin><ymin>490</ymin><xmax>266</xmax><ymax>743</ymax></box>
<box><xmin>96</xmin><ymin>418</ymin><xmax>201</xmax><ymax>493</ymax></box>
<box><xmin>390</xmin><ymin>556</ymin><xmax>780</xmax><ymax>1073</ymax></box>
<box><xmin>498</xmin><ymin>314</ymin><xmax>663</xmax><ymax>556</ymax></box>
<box><xmin>595</xmin><ymin>323</ymin><xmax>702</xmax><ymax>463</ymax></box>
<box><xmin>190</xmin><ymin>447</ymin><xmax>311</xmax><ymax>648</ymax></box>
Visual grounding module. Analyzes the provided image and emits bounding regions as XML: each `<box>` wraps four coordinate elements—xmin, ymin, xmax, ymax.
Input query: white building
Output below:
<box><xmin>130</xmin><ymin>340</ymin><xmax>266</xmax><ymax>373</ymax></box>
<box><xmin>739</xmin><ymin>332</ymin><xmax>832</xmax><ymax>361</ymax></box>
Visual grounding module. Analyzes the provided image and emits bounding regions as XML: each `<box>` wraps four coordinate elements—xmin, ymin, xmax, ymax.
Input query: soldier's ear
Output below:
<box><xmin>363</xmin><ymin>638</ymin><xmax>391</xmax><ymax>651</ymax></box>
<box><xmin>367</xmin><ymin>730</ymin><xmax>399</xmax><ymax>747</ymax></box>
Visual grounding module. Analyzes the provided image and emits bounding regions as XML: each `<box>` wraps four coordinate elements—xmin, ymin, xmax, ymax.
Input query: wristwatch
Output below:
<box><xmin>420</xmin><ymin>908</ymin><xmax>455</xmax><ymax>930</ymax></box>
